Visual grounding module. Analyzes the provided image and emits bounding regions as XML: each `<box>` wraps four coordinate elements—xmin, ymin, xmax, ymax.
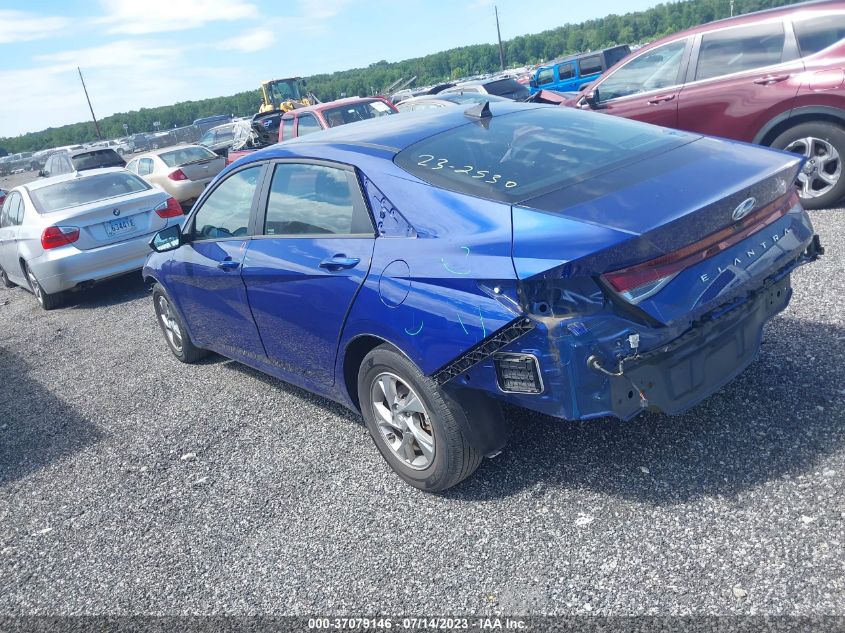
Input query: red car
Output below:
<box><xmin>277</xmin><ymin>96</ymin><xmax>398</xmax><ymax>141</ymax></box>
<box><xmin>563</xmin><ymin>0</ymin><xmax>845</xmax><ymax>209</ymax></box>
<box><xmin>227</xmin><ymin>96</ymin><xmax>398</xmax><ymax>164</ymax></box>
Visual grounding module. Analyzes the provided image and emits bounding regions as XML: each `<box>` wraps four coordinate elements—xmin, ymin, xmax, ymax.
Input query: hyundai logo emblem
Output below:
<box><xmin>113</xmin><ymin>208</ymin><xmax>121</xmax><ymax>217</ymax></box>
<box><xmin>732</xmin><ymin>197</ymin><xmax>756</xmax><ymax>221</ymax></box>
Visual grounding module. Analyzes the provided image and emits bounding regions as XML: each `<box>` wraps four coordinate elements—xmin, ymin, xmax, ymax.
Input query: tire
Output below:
<box><xmin>357</xmin><ymin>345</ymin><xmax>483</xmax><ymax>492</ymax></box>
<box><xmin>152</xmin><ymin>283</ymin><xmax>206</xmax><ymax>363</ymax></box>
<box><xmin>24</xmin><ymin>263</ymin><xmax>62</xmax><ymax>310</ymax></box>
<box><xmin>0</xmin><ymin>265</ymin><xmax>14</xmax><ymax>288</ymax></box>
<box><xmin>771</xmin><ymin>121</ymin><xmax>845</xmax><ymax>210</ymax></box>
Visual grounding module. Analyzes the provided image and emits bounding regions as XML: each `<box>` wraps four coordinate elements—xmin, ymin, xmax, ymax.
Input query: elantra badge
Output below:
<box><xmin>732</xmin><ymin>197</ymin><xmax>756</xmax><ymax>221</ymax></box>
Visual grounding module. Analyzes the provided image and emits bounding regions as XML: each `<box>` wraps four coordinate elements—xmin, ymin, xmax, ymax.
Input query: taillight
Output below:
<box><xmin>601</xmin><ymin>190</ymin><xmax>799</xmax><ymax>304</ymax></box>
<box><xmin>168</xmin><ymin>169</ymin><xmax>187</xmax><ymax>181</ymax></box>
<box><xmin>41</xmin><ymin>226</ymin><xmax>80</xmax><ymax>250</ymax></box>
<box><xmin>155</xmin><ymin>197</ymin><xmax>183</xmax><ymax>218</ymax></box>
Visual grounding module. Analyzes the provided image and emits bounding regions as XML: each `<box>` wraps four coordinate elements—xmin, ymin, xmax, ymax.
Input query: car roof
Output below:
<box><xmin>22</xmin><ymin>167</ymin><xmax>128</xmax><ymax>192</ymax></box>
<box><xmin>266</xmin><ymin>100</ymin><xmax>537</xmax><ymax>155</ymax></box>
<box><xmin>287</xmin><ymin>97</ymin><xmax>386</xmax><ymax>117</ymax></box>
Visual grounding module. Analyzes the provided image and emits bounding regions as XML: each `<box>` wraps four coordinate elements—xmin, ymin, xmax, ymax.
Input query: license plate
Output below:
<box><xmin>105</xmin><ymin>216</ymin><xmax>137</xmax><ymax>237</ymax></box>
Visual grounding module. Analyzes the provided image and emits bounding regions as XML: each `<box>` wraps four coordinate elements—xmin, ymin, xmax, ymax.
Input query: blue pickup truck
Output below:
<box><xmin>529</xmin><ymin>45</ymin><xmax>631</xmax><ymax>94</ymax></box>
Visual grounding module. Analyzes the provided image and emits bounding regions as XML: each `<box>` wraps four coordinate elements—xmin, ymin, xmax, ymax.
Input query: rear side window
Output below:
<box><xmin>395</xmin><ymin>107</ymin><xmax>692</xmax><ymax>204</ymax></box>
<box><xmin>264</xmin><ymin>163</ymin><xmax>371</xmax><ymax>236</ymax></box>
<box><xmin>579</xmin><ymin>55</ymin><xmax>603</xmax><ymax>76</ymax></box>
<box><xmin>29</xmin><ymin>172</ymin><xmax>150</xmax><ymax>213</ymax></box>
<box><xmin>794</xmin><ymin>14</ymin><xmax>845</xmax><ymax>56</ymax></box>
<box><xmin>557</xmin><ymin>62</ymin><xmax>575</xmax><ymax>80</ymax></box>
<box><xmin>1</xmin><ymin>193</ymin><xmax>23</xmax><ymax>227</ymax></box>
<box><xmin>138</xmin><ymin>158</ymin><xmax>154</xmax><ymax>175</ymax></box>
<box><xmin>192</xmin><ymin>166</ymin><xmax>262</xmax><ymax>240</ymax></box>
<box><xmin>695</xmin><ymin>22</ymin><xmax>785</xmax><ymax>81</ymax></box>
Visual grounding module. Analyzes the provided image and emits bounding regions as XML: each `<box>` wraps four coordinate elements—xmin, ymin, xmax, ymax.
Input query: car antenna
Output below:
<box><xmin>464</xmin><ymin>101</ymin><xmax>492</xmax><ymax>120</ymax></box>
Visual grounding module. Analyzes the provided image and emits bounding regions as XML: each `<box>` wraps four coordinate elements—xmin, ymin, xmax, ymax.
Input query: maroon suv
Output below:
<box><xmin>565</xmin><ymin>0</ymin><xmax>845</xmax><ymax>209</ymax></box>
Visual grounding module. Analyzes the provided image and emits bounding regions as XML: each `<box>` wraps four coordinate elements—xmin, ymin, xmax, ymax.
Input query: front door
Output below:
<box><xmin>241</xmin><ymin>161</ymin><xmax>375</xmax><ymax>387</ymax></box>
<box><xmin>584</xmin><ymin>37</ymin><xmax>691</xmax><ymax>128</ymax></box>
<box><xmin>168</xmin><ymin>164</ymin><xmax>267</xmax><ymax>359</ymax></box>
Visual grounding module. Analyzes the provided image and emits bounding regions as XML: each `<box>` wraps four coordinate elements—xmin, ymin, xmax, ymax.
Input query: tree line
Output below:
<box><xmin>0</xmin><ymin>0</ymin><xmax>798</xmax><ymax>155</ymax></box>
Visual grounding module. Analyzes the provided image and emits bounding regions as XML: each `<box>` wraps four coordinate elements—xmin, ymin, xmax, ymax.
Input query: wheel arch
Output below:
<box><xmin>754</xmin><ymin>106</ymin><xmax>845</xmax><ymax>146</ymax></box>
<box><xmin>342</xmin><ymin>334</ymin><xmax>414</xmax><ymax>412</ymax></box>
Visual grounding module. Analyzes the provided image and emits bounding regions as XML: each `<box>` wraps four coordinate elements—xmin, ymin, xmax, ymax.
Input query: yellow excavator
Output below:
<box><xmin>258</xmin><ymin>77</ymin><xmax>317</xmax><ymax>113</ymax></box>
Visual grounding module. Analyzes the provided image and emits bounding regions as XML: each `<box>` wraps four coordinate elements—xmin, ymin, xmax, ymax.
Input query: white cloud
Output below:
<box><xmin>100</xmin><ymin>0</ymin><xmax>258</xmax><ymax>35</ymax></box>
<box><xmin>0</xmin><ymin>10</ymin><xmax>71</xmax><ymax>44</ymax></box>
<box><xmin>219</xmin><ymin>27</ymin><xmax>276</xmax><ymax>53</ymax></box>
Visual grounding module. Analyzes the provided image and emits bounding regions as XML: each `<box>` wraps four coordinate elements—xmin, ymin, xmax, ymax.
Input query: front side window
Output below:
<box><xmin>264</xmin><ymin>163</ymin><xmax>371</xmax><ymax>236</ymax></box>
<box><xmin>558</xmin><ymin>62</ymin><xmax>575</xmax><ymax>80</ymax></box>
<box><xmin>138</xmin><ymin>158</ymin><xmax>154</xmax><ymax>176</ymax></box>
<box><xmin>537</xmin><ymin>68</ymin><xmax>555</xmax><ymax>85</ymax></box>
<box><xmin>296</xmin><ymin>114</ymin><xmax>322</xmax><ymax>136</ymax></box>
<box><xmin>578</xmin><ymin>55</ymin><xmax>603</xmax><ymax>76</ymax></box>
<box><xmin>598</xmin><ymin>39</ymin><xmax>687</xmax><ymax>100</ymax></box>
<box><xmin>695</xmin><ymin>22</ymin><xmax>785</xmax><ymax>81</ymax></box>
<box><xmin>794</xmin><ymin>14</ymin><xmax>845</xmax><ymax>56</ymax></box>
<box><xmin>192</xmin><ymin>166</ymin><xmax>262</xmax><ymax>241</ymax></box>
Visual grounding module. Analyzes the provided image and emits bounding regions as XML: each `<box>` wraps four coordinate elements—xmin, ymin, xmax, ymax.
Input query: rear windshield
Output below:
<box><xmin>71</xmin><ymin>149</ymin><xmax>125</xmax><ymax>171</ymax></box>
<box><xmin>394</xmin><ymin>106</ymin><xmax>693</xmax><ymax>204</ymax></box>
<box><xmin>30</xmin><ymin>172</ymin><xmax>150</xmax><ymax>213</ymax></box>
<box><xmin>322</xmin><ymin>100</ymin><xmax>395</xmax><ymax>128</ymax></box>
<box><xmin>160</xmin><ymin>146</ymin><xmax>217</xmax><ymax>167</ymax></box>
<box><xmin>484</xmin><ymin>79</ymin><xmax>529</xmax><ymax>100</ymax></box>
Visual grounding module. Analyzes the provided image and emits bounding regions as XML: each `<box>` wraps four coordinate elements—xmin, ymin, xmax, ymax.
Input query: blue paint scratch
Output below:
<box><xmin>405</xmin><ymin>320</ymin><xmax>424</xmax><ymax>336</ymax></box>
<box><xmin>441</xmin><ymin>246</ymin><xmax>472</xmax><ymax>275</ymax></box>
<box><xmin>478</xmin><ymin>307</ymin><xmax>486</xmax><ymax>338</ymax></box>
<box><xmin>456</xmin><ymin>313</ymin><xmax>469</xmax><ymax>335</ymax></box>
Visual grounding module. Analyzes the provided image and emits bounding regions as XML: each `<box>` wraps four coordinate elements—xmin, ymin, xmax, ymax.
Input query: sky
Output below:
<box><xmin>0</xmin><ymin>0</ymin><xmax>663</xmax><ymax>138</ymax></box>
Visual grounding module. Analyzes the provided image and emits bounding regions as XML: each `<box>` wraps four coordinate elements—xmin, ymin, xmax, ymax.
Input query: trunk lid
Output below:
<box><xmin>45</xmin><ymin>187</ymin><xmax>169</xmax><ymax>251</ymax></box>
<box><xmin>512</xmin><ymin>136</ymin><xmax>813</xmax><ymax>326</ymax></box>
<box><xmin>177</xmin><ymin>155</ymin><xmax>226</xmax><ymax>182</ymax></box>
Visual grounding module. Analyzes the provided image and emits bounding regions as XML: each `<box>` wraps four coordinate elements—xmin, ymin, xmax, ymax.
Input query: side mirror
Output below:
<box><xmin>150</xmin><ymin>224</ymin><xmax>183</xmax><ymax>253</ymax></box>
<box><xmin>584</xmin><ymin>88</ymin><xmax>603</xmax><ymax>109</ymax></box>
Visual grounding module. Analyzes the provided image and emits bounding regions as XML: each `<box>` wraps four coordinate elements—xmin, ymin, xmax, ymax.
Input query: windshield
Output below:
<box><xmin>322</xmin><ymin>100</ymin><xmax>395</xmax><ymax>128</ymax></box>
<box><xmin>394</xmin><ymin>106</ymin><xmax>694</xmax><ymax>204</ymax></box>
<box><xmin>71</xmin><ymin>150</ymin><xmax>125</xmax><ymax>171</ymax></box>
<box><xmin>160</xmin><ymin>146</ymin><xmax>217</xmax><ymax>167</ymax></box>
<box><xmin>270</xmin><ymin>79</ymin><xmax>302</xmax><ymax>103</ymax></box>
<box><xmin>30</xmin><ymin>172</ymin><xmax>150</xmax><ymax>213</ymax></box>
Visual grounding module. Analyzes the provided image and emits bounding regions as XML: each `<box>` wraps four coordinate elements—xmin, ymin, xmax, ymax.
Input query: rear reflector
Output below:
<box><xmin>155</xmin><ymin>197</ymin><xmax>183</xmax><ymax>218</ymax></box>
<box><xmin>168</xmin><ymin>169</ymin><xmax>188</xmax><ymax>181</ymax></box>
<box><xmin>41</xmin><ymin>226</ymin><xmax>80</xmax><ymax>250</ymax></box>
<box><xmin>602</xmin><ymin>190</ymin><xmax>799</xmax><ymax>304</ymax></box>
<box><xmin>494</xmin><ymin>353</ymin><xmax>543</xmax><ymax>394</ymax></box>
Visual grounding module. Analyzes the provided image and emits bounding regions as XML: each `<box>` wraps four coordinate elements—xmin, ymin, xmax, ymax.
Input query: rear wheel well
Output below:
<box><xmin>343</xmin><ymin>335</ymin><xmax>397</xmax><ymax>411</ymax></box>
<box><xmin>760</xmin><ymin>113</ymin><xmax>845</xmax><ymax>147</ymax></box>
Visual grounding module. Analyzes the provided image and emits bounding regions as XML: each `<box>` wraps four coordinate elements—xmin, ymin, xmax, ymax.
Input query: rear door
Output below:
<box><xmin>168</xmin><ymin>163</ymin><xmax>268</xmax><ymax>357</ymax></box>
<box><xmin>677</xmin><ymin>20</ymin><xmax>804</xmax><ymax>142</ymax></box>
<box><xmin>241</xmin><ymin>160</ymin><xmax>375</xmax><ymax>387</ymax></box>
<box><xmin>0</xmin><ymin>193</ymin><xmax>22</xmax><ymax>276</ymax></box>
<box><xmin>585</xmin><ymin>37</ymin><xmax>692</xmax><ymax>128</ymax></box>
<box><xmin>576</xmin><ymin>54</ymin><xmax>604</xmax><ymax>89</ymax></box>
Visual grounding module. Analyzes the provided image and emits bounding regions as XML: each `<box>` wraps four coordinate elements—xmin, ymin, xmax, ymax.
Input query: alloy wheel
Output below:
<box><xmin>156</xmin><ymin>295</ymin><xmax>183</xmax><ymax>354</ymax></box>
<box><xmin>785</xmin><ymin>136</ymin><xmax>842</xmax><ymax>199</ymax></box>
<box><xmin>370</xmin><ymin>372</ymin><xmax>435</xmax><ymax>470</ymax></box>
<box><xmin>26</xmin><ymin>266</ymin><xmax>43</xmax><ymax>305</ymax></box>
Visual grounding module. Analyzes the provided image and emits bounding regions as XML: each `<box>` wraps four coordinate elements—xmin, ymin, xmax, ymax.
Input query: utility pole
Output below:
<box><xmin>78</xmin><ymin>67</ymin><xmax>103</xmax><ymax>140</ymax></box>
<box><xmin>495</xmin><ymin>5</ymin><xmax>505</xmax><ymax>71</ymax></box>
<box><xmin>730</xmin><ymin>0</ymin><xmax>735</xmax><ymax>16</ymax></box>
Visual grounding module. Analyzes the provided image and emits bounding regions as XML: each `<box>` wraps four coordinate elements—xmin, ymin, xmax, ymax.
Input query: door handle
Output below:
<box><xmin>753</xmin><ymin>74</ymin><xmax>790</xmax><ymax>85</ymax></box>
<box><xmin>647</xmin><ymin>94</ymin><xmax>676</xmax><ymax>105</ymax></box>
<box><xmin>319</xmin><ymin>255</ymin><xmax>360</xmax><ymax>271</ymax></box>
<box><xmin>217</xmin><ymin>259</ymin><xmax>240</xmax><ymax>271</ymax></box>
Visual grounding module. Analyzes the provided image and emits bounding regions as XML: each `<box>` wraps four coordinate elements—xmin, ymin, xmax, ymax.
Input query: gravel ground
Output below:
<box><xmin>0</xmin><ymin>192</ymin><xmax>842</xmax><ymax>616</ymax></box>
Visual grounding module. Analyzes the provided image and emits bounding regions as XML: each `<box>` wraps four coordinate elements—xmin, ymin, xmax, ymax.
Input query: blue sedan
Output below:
<box><xmin>143</xmin><ymin>102</ymin><xmax>822</xmax><ymax>491</ymax></box>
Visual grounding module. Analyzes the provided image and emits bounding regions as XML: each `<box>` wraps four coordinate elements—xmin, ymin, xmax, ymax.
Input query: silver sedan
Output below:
<box><xmin>0</xmin><ymin>168</ymin><xmax>183</xmax><ymax>309</ymax></box>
